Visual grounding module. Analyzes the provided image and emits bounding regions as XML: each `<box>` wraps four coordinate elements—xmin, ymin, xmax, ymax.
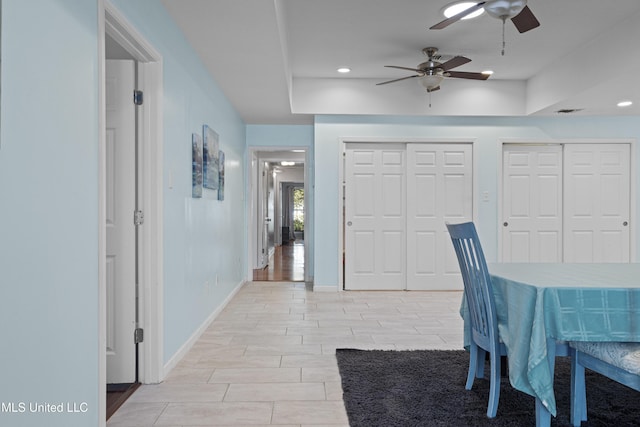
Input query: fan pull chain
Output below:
<box><xmin>501</xmin><ymin>18</ymin><xmax>506</xmax><ymax>56</ymax></box>
<box><xmin>429</xmin><ymin>90</ymin><xmax>432</xmax><ymax>108</ymax></box>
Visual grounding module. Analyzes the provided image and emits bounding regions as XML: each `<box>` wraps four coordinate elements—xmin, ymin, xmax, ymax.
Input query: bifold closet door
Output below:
<box><xmin>406</xmin><ymin>143</ymin><xmax>473</xmax><ymax>290</ymax></box>
<box><xmin>344</xmin><ymin>144</ymin><xmax>406</xmax><ymax>290</ymax></box>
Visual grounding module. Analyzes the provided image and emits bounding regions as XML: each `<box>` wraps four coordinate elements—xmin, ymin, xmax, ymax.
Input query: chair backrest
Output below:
<box><xmin>446</xmin><ymin>222</ymin><xmax>500</xmax><ymax>353</ymax></box>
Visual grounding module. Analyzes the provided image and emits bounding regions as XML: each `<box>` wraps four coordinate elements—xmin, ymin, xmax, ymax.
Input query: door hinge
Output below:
<box><xmin>134</xmin><ymin>210</ymin><xmax>144</xmax><ymax>226</ymax></box>
<box><xmin>134</xmin><ymin>328</ymin><xmax>144</xmax><ymax>344</ymax></box>
<box><xmin>133</xmin><ymin>90</ymin><xmax>144</xmax><ymax>106</ymax></box>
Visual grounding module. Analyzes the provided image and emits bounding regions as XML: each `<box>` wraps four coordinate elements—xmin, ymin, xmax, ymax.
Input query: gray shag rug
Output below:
<box><xmin>336</xmin><ymin>349</ymin><xmax>640</xmax><ymax>427</ymax></box>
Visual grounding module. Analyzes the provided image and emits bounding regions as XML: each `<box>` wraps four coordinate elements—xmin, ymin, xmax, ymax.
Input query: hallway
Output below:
<box><xmin>253</xmin><ymin>241</ymin><xmax>305</xmax><ymax>282</ymax></box>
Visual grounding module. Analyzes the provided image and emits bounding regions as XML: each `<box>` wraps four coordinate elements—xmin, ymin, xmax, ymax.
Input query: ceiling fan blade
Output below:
<box><xmin>511</xmin><ymin>5</ymin><xmax>540</xmax><ymax>33</ymax></box>
<box><xmin>446</xmin><ymin>71</ymin><xmax>490</xmax><ymax>80</ymax></box>
<box><xmin>440</xmin><ymin>56</ymin><xmax>472</xmax><ymax>71</ymax></box>
<box><xmin>376</xmin><ymin>74</ymin><xmax>421</xmax><ymax>86</ymax></box>
<box><xmin>385</xmin><ymin>65</ymin><xmax>423</xmax><ymax>73</ymax></box>
<box><xmin>430</xmin><ymin>2</ymin><xmax>486</xmax><ymax>30</ymax></box>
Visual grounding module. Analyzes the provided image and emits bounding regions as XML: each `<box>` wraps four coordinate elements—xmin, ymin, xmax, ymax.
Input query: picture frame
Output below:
<box><xmin>218</xmin><ymin>150</ymin><xmax>225</xmax><ymax>201</ymax></box>
<box><xmin>191</xmin><ymin>133</ymin><xmax>203</xmax><ymax>198</ymax></box>
<box><xmin>203</xmin><ymin>125</ymin><xmax>219</xmax><ymax>190</ymax></box>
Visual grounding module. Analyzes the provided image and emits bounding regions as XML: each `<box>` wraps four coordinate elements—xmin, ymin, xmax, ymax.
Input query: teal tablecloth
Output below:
<box><xmin>465</xmin><ymin>263</ymin><xmax>640</xmax><ymax>416</ymax></box>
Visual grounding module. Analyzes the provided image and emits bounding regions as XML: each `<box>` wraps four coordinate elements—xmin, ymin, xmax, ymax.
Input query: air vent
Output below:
<box><xmin>555</xmin><ymin>108</ymin><xmax>583</xmax><ymax>114</ymax></box>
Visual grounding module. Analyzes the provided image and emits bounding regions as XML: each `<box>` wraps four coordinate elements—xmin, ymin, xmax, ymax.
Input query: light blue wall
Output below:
<box><xmin>314</xmin><ymin>115</ymin><xmax>640</xmax><ymax>287</ymax></box>
<box><xmin>0</xmin><ymin>1</ymin><xmax>100</xmax><ymax>426</ymax></box>
<box><xmin>111</xmin><ymin>0</ymin><xmax>247</xmax><ymax>363</ymax></box>
<box><xmin>247</xmin><ymin>124</ymin><xmax>313</xmax><ymax>148</ymax></box>
<box><xmin>0</xmin><ymin>1</ymin><xmax>248</xmax><ymax>425</ymax></box>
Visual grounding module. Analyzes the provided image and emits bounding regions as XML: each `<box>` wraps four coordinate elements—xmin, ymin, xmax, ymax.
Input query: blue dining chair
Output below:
<box><xmin>446</xmin><ymin>221</ymin><xmax>508</xmax><ymax>418</ymax></box>
<box><xmin>570</xmin><ymin>341</ymin><xmax>640</xmax><ymax>426</ymax></box>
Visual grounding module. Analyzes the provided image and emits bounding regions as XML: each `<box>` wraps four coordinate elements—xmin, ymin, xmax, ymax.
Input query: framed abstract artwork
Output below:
<box><xmin>218</xmin><ymin>150</ymin><xmax>225</xmax><ymax>201</ymax></box>
<box><xmin>203</xmin><ymin>125</ymin><xmax>220</xmax><ymax>190</ymax></box>
<box><xmin>191</xmin><ymin>133</ymin><xmax>203</xmax><ymax>198</ymax></box>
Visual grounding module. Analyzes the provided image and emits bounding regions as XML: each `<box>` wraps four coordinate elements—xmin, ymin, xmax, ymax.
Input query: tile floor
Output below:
<box><xmin>108</xmin><ymin>281</ymin><xmax>464</xmax><ymax>426</ymax></box>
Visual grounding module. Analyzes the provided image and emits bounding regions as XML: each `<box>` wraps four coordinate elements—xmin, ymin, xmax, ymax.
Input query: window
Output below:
<box><xmin>293</xmin><ymin>188</ymin><xmax>304</xmax><ymax>231</ymax></box>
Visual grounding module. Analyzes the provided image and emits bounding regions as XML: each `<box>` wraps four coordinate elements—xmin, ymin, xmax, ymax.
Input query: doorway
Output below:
<box><xmin>249</xmin><ymin>149</ymin><xmax>308</xmax><ymax>282</ymax></box>
<box><xmin>100</xmin><ymin>3</ymin><xmax>164</xmax><ymax>424</ymax></box>
<box><xmin>104</xmin><ymin>54</ymin><xmax>138</xmax><ymax>418</ymax></box>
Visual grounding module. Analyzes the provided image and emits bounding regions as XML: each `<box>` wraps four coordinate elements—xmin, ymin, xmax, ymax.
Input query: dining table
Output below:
<box><xmin>463</xmin><ymin>262</ymin><xmax>640</xmax><ymax>426</ymax></box>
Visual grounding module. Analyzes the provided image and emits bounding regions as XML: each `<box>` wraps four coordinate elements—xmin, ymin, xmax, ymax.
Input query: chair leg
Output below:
<box><xmin>466</xmin><ymin>343</ymin><xmax>478</xmax><ymax>390</ymax></box>
<box><xmin>487</xmin><ymin>349</ymin><xmax>501</xmax><ymax>418</ymax></box>
<box><xmin>570</xmin><ymin>351</ymin><xmax>587</xmax><ymax>426</ymax></box>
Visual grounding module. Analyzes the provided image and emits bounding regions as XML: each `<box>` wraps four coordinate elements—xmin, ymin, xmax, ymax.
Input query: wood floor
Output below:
<box><xmin>107</xmin><ymin>382</ymin><xmax>139</xmax><ymax>420</ymax></box>
<box><xmin>253</xmin><ymin>240</ymin><xmax>305</xmax><ymax>282</ymax></box>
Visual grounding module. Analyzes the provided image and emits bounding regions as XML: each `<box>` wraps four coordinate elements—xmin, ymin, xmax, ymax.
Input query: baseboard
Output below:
<box><xmin>162</xmin><ymin>280</ymin><xmax>245</xmax><ymax>378</ymax></box>
<box><xmin>312</xmin><ymin>283</ymin><xmax>339</xmax><ymax>292</ymax></box>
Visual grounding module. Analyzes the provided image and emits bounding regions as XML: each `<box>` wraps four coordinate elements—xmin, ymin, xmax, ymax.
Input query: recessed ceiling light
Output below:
<box><xmin>443</xmin><ymin>2</ymin><xmax>485</xmax><ymax>20</ymax></box>
<box><xmin>617</xmin><ymin>100</ymin><xmax>633</xmax><ymax>107</ymax></box>
<box><xmin>337</xmin><ymin>67</ymin><xmax>351</xmax><ymax>73</ymax></box>
<box><xmin>481</xmin><ymin>70</ymin><xmax>494</xmax><ymax>76</ymax></box>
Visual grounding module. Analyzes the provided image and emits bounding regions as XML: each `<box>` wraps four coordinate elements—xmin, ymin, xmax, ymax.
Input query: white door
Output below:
<box><xmin>106</xmin><ymin>60</ymin><xmax>137</xmax><ymax>384</ymax></box>
<box><xmin>266</xmin><ymin>169</ymin><xmax>275</xmax><ymax>255</ymax></box>
<box><xmin>502</xmin><ymin>145</ymin><xmax>563</xmax><ymax>262</ymax></box>
<box><xmin>406</xmin><ymin>143</ymin><xmax>473</xmax><ymax>290</ymax></box>
<box><xmin>564</xmin><ymin>144</ymin><xmax>630</xmax><ymax>262</ymax></box>
<box><xmin>345</xmin><ymin>143</ymin><xmax>406</xmax><ymax>290</ymax></box>
<box><xmin>256</xmin><ymin>160</ymin><xmax>268</xmax><ymax>268</ymax></box>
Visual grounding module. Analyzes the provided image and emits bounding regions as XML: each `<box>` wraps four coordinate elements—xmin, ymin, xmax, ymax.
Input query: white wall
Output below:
<box><xmin>313</xmin><ymin>115</ymin><xmax>640</xmax><ymax>289</ymax></box>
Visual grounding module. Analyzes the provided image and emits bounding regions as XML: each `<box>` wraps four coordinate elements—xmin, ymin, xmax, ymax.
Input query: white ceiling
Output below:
<box><xmin>161</xmin><ymin>0</ymin><xmax>640</xmax><ymax>124</ymax></box>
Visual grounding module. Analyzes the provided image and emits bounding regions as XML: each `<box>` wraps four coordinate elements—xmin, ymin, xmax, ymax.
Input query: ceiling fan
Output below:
<box><xmin>430</xmin><ymin>0</ymin><xmax>540</xmax><ymax>54</ymax></box>
<box><xmin>376</xmin><ymin>47</ymin><xmax>489</xmax><ymax>95</ymax></box>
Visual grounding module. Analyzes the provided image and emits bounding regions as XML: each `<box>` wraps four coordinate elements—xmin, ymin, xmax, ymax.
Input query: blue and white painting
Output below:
<box><xmin>191</xmin><ymin>133</ymin><xmax>203</xmax><ymax>198</ymax></box>
<box><xmin>203</xmin><ymin>125</ymin><xmax>220</xmax><ymax>190</ymax></box>
<box><xmin>218</xmin><ymin>150</ymin><xmax>225</xmax><ymax>201</ymax></box>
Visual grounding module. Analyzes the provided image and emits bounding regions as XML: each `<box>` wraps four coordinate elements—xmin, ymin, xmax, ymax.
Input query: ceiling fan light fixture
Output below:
<box><xmin>443</xmin><ymin>2</ymin><xmax>485</xmax><ymax>20</ymax></box>
<box><xmin>484</xmin><ymin>0</ymin><xmax>527</xmax><ymax>20</ymax></box>
<box><xmin>418</xmin><ymin>74</ymin><xmax>444</xmax><ymax>91</ymax></box>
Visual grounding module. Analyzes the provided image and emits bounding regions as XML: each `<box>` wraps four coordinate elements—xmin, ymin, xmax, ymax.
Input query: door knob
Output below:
<box><xmin>503</xmin><ymin>222</ymin><xmax>508</xmax><ymax>227</ymax></box>
<box><xmin>623</xmin><ymin>221</ymin><xmax>628</xmax><ymax>226</ymax></box>
<box><xmin>347</xmin><ymin>221</ymin><xmax>353</xmax><ymax>226</ymax></box>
